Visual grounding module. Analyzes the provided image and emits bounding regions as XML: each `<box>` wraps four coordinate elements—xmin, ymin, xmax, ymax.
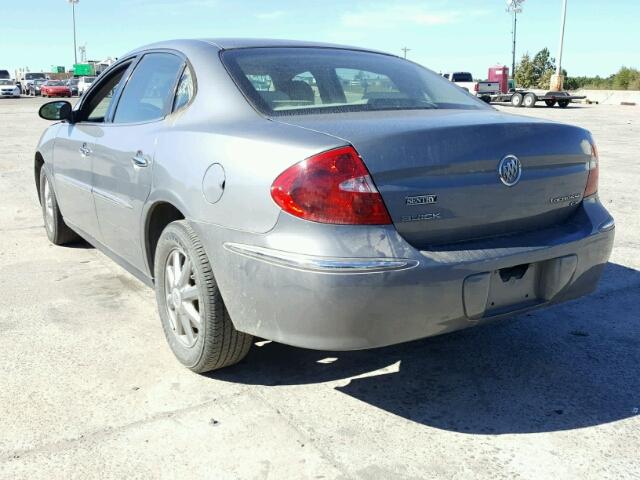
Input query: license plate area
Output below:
<box><xmin>462</xmin><ymin>255</ymin><xmax>578</xmax><ymax>320</ymax></box>
<box><xmin>485</xmin><ymin>263</ymin><xmax>540</xmax><ymax>315</ymax></box>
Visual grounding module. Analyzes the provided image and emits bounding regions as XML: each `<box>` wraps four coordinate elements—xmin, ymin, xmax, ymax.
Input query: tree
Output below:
<box><xmin>514</xmin><ymin>53</ymin><xmax>535</xmax><ymax>88</ymax></box>
<box><xmin>514</xmin><ymin>48</ymin><xmax>557</xmax><ymax>89</ymax></box>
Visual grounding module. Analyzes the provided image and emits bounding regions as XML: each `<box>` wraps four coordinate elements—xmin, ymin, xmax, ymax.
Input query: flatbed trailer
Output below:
<box><xmin>486</xmin><ymin>90</ymin><xmax>586</xmax><ymax>108</ymax></box>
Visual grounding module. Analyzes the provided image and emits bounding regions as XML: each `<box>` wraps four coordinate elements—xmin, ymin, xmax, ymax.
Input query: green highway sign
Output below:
<box><xmin>73</xmin><ymin>64</ymin><xmax>95</xmax><ymax>76</ymax></box>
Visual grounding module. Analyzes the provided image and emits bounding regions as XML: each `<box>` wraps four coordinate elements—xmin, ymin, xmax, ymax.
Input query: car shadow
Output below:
<box><xmin>211</xmin><ymin>262</ymin><xmax>640</xmax><ymax>434</ymax></box>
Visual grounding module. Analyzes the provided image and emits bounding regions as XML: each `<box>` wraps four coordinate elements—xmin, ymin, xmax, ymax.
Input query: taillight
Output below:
<box><xmin>584</xmin><ymin>142</ymin><xmax>599</xmax><ymax>197</ymax></box>
<box><xmin>473</xmin><ymin>83</ymin><xmax>479</xmax><ymax>92</ymax></box>
<box><xmin>271</xmin><ymin>146</ymin><xmax>392</xmax><ymax>225</ymax></box>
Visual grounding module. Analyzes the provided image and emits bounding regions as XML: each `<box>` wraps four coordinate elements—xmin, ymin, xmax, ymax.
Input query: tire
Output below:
<box><xmin>511</xmin><ymin>93</ymin><xmax>524</xmax><ymax>107</ymax></box>
<box><xmin>523</xmin><ymin>93</ymin><xmax>536</xmax><ymax>108</ymax></box>
<box><xmin>154</xmin><ymin>220</ymin><xmax>253</xmax><ymax>373</ymax></box>
<box><xmin>558</xmin><ymin>100</ymin><xmax>570</xmax><ymax>108</ymax></box>
<box><xmin>39</xmin><ymin>168</ymin><xmax>79</xmax><ymax>245</ymax></box>
<box><xmin>545</xmin><ymin>100</ymin><xmax>556</xmax><ymax>107</ymax></box>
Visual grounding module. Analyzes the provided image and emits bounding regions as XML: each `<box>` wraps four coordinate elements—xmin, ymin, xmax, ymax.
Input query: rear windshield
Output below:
<box><xmin>451</xmin><ymin>72</ymin><xmax>473</xmax><ymax>82</ymax></box>
<box><xmin>221</xmin><ymin>48</ymin><xmax>487</xmax><ymax>116</ymax></box>
<box><xmin>25</xmin><ymin>73</ymin><xmax>46</xmax><ymax>80</ymax></box>
<box><xmin>84</xmin><ymin>77</ymin><xmax>96</xmax><ymax>83</ymax></box>
<box><xmin>47</xmin><ymin>81</ymin><xmax>64</xmax><ymax>86</ymax></box>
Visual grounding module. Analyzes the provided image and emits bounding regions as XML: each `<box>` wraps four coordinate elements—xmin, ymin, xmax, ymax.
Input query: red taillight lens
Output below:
<box><xmin>473</xmin><ymin>83</ymin><xmax>479</xmax><ymax>92</ymax></box>
<box><xmin>584</xmin><ymin>143</ymin><xmax>599</xmax><ymax>197</ymax></box>
<box><xmin>271</xmin><ymin>146</ymin><xmax>392</xmax><ymax>225</ymax></box>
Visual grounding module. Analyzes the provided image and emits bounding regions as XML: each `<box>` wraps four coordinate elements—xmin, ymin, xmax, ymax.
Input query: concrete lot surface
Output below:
<box><xmin>0</xmin><ymin>97</ymin><xmax>638</xmax><ymax>479</ymax></box>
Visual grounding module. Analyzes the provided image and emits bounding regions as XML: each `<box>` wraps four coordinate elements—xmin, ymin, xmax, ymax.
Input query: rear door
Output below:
<box><xmin>91</xmin><ymin>52</ymin><xmax>187</xmax><ymax>272</ymax></box>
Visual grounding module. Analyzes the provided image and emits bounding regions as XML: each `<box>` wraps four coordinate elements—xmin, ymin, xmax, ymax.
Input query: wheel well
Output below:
<box><xmin>146</xmin><ymin>202</ymin><xmax>185</xmax><ymax>276</ymax></box>
<box><xmin>34</xmin><ymin>152</ymin><xmax>44</xmax><ymax>204</ymax></box>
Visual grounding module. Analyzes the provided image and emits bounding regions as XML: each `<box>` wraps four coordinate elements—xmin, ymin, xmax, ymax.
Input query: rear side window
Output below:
<box><xmin>222</xmin><ymin>48</ymin><xmax>488</xmax><ymax>116</ymax></box>
<box><xmin>114</xmin><ymin>53</ymin><xmax>184</xmax><ymax>124</ymax></box>
<box><xmin>172</xmin><ymin>66</ymin><xmax>195</xmax><ymax>112</ymax></box>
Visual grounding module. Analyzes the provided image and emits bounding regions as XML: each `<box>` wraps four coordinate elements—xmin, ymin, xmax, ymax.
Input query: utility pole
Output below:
<box><xmin>556</xmin><ymin>0</ymin><xmax>568</xmax><ymax>76</ymax></box>
<box><xmin>506</xmin><ymin>0</ymin><xmax>525</xmax><ymax>79</ymax></box>
<box><xmin>68</xmin><ymin>0</ymin><xmax>79</xmax><ymax>65</ymax></box>
<box><xmin>401</xmin><ymin>47</ymin><xmax>411</xmax><ymax>59</ymax></box>
<box><xmin>550</xmin><ymin>0</ymin><xmax>568</xmax><ymax>91</ymax></box>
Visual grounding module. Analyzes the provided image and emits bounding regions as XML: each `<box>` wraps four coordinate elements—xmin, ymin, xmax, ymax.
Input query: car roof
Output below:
<box><xmin>126</xmin><ymin>38</ymin><xmax>391</xmax><ymax>57</ymax></box>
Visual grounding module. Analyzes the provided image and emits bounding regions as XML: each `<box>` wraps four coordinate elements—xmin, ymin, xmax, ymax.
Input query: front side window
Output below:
<box><xmin>222</xmin><ymin>48</ymin><xmax>488</xmax><ymax>116</ymax></box>
<box><xmin>113</xmin><ymin>53</ymin><xmax>184</xmax><ymax>124</ymax></box>
<box><xmin>80</xmin><ymin>63</ymin><xmax>131</xmax><ymax>122</ymax></box>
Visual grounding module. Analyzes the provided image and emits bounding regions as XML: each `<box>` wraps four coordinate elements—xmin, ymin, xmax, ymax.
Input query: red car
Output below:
<box><xmin>41</xmin><ymin>80</ymin><xmax>71</xmax><ymax>98</ymax></box>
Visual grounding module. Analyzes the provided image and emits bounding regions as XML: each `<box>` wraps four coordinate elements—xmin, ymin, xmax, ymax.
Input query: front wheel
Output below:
<box><xmin>154</xmin><ymin>220</ymin><xmax>253</xmax><ymax>373</ymax></box>
<box><xmin>39</xmin><ymin>168</ymin><xmax>79</xmax><ymax>245</ymax></box>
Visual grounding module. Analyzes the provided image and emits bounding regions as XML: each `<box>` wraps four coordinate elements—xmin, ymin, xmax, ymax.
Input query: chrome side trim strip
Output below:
<box><xmin>598</xmin><ymin>218</ymin><xmax>615</xmax><ymax>232</ymax></box>
<box><xmin>224</xmin><ymin>243</ymin><xmax>419</xmax><ymax>274</ymax></box>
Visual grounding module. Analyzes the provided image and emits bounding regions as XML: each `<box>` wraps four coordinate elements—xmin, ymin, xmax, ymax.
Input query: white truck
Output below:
<box><xmin>442</xmin><ymin>72</ymin><xmax>500</xmax><ymax>102</ymax></box>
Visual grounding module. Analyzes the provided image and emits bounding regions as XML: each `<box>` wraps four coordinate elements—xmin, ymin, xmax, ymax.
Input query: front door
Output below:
<box><xmin>53</xmin><ymin>60</ymin><xmax>134</xmax><ymax>243</ymax></box>
<box><xmin>53</xmin><ymin>123</ymin><xmax>100</xmax><ymax>237</ymax></box>
<box><xmin>91</xmin><ymin>52</ymin><xmax>185</xmax><ymax>272</ymax></box>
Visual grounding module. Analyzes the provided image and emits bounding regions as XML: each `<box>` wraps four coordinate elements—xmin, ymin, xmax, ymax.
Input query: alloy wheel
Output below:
<box><xmin>43</xmin><ymin>177</ymin><xmax>54</xmax><ymax>232</ymax></box>
<box><xmin>164</xmin><ymin>247</ymin><xmax>202</xmax><ymax>348</ymax></box>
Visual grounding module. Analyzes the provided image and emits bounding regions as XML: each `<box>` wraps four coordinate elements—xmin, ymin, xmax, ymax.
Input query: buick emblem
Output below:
<box><xmin>498</xmin><ymin>155</ymin><xmax>522</xmax><ymax>187</ymax></box>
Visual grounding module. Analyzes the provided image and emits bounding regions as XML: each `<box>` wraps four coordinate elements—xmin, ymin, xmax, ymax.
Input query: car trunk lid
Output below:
<box><xmin>274</xmin><ymin>110</ymin><xmax>592</xmax><ymax>247</ymax></box>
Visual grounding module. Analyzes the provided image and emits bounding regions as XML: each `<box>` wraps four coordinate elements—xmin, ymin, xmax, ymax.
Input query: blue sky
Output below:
<box><xmin>2</xmin><ymin>0</ymin><xmax>638</xmax><ymax>78</ymax></box>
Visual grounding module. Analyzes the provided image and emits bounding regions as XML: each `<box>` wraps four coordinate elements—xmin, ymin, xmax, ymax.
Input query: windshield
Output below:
<box><xmin>68</xmin><ymin>79</ymin><xmax>79</xmax><ymax>85</ymax></box>
<box><xmin>34</xmin><ymin>80</ymin><xmax>46</xmax><ymax>85</ymax></box>
<box><xmin>221</xmin><ymin>48</ymin><xmax>488</xmax><ymax>116</ymax></box>
<box><xmin>47</xmin><ymin>81</ymin><xmax>64</xmax><ymax>86</ymax></box>
<box><xmin>25</xmin><ymin>73</ymin><xmax>46</xmax><ymax>80</ymax></box>
<box><xmin>0</xmin><ymin>80</ymin><xmax>13</xmax><ymax>85</ymax></box>
<box><xmin>84</xmin><ymin>77</ymin><xmax>96</xmax><ymax>83</ymax></box>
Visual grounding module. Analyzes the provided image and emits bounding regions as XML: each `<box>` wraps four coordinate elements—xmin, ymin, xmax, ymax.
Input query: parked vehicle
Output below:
<box><xmin>77</xmin><ymin>76</ymin><xmax>96</xmax><ymax>95</ymax></box>
<box><xmin>65</xmin><ymin>78</ymin><xmax>79</xmax><ymax>96</ymax></box>
<box><xmin>443</xmin><ymin>71</ymin><xmax>476</xmax><ymax>92</ymax></box>
<box><xmin>489</xmin><ymin>90</ymin><xmax>586</xmax><ymax>108</ymax></box>
<box><xmin>480</xmin><ymin>66</ymin><xmax>585</xmax><ymax>107</ymax></box>
<box><xmin>41</xmin><ymin>80</ymin><xmax>72</xmax><ymax>98</ymax></box>
<box><xmin>0</xmin><ymin>79</ymin><xmax>21</xmax><ymax>98</ymax></box>
<box><xmin>28</xmin><ymin>79</ymin><xmax>47</xmax><ymax>96</ymax></box>
<box><xmin>443</xmin><ymin>71</ymin><xmax>499</xmax><ymax>101</ymax></box>
<box><xmin>21</xmin><ymin>72</ymin><xmax>47</xmax><ymax>94</ymax></box>
<box><xmin>35</xmin><ymin>39</ymin><xmax>614</xmax><ymax>373</ymax></box>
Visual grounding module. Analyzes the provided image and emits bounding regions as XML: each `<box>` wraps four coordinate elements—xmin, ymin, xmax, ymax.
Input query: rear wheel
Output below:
<box><xmin>558</xmin><ymin>100</ymin><xmax>570</xmax><ymax>108</ymax></box>
<box><xmin>511</xmin><ymin>93</ymin><xmax>524</xmax><ymax>107</ymax></box>
<box><xmin>545</xmin><ymin>99</ymin><xmax>557</xmax><ymax>107</ymax></box>
<box><xmin>523</xmin><ymin>93</ymin><xmax>536</xmax><ymax>108</ymax></box>
<box><xmin>154</xmin><ymin>220</ymin><xmax>253</xmax><ymax>373</ymax></box>
<box><xmin>39</xmin><ymin>168</ymin><xmax>79</xmax><ymax>245</ymax></box>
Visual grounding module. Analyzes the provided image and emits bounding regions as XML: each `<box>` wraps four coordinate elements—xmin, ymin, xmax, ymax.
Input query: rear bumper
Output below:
<box><xmin>191</xmin><ymin>198</ymin><xmax>614</xmax><ymax>350</ymax></box>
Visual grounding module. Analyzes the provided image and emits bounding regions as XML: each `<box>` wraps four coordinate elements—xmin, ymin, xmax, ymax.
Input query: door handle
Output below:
<box><xmin>131</xmin><ymin>150</ymin><xmax>149</xmax><ymax>168</ymax></box>
<box><xmin>79</xmin><ymin>143</ymin><xmax>92</xmax><ymax>157</ymax></box>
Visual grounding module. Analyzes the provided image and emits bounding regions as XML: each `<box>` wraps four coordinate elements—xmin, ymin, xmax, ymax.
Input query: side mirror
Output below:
<box><xmin>39</xmin><ymin>101</ymin><xmax>74</xmax><ymax>122</ymax></box>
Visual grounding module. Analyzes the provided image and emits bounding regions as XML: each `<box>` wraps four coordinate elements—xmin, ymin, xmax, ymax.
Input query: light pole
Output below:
<box><xmin>401</xmin><ymin>47</ymin><xmax>411</xmax><ymax>59</ymax></box>
<box><xmin>550</xmin><ymin>0</ymin><xmax>568</xmax><ymax>91</ymax></box>
<box><xmin>506</xmin><ymin>0</ymin><xmax>525</xmax><ymax>80</ymax></box>
<box><xmin>68</xmin><ymin>0</ymin><xmax>79</xmax><ymax>65</ymax></box>
<box><xmin>556</xmin><ymin>0</ymin><xmax>568</xmax><ymax>76</ymax></box>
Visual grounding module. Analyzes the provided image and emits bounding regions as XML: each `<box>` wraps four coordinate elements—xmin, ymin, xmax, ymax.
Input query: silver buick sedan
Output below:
<box><xmin>35</xmin><ymin>39</ymin><xmax>614</xmax><ymax>372</ymax></box>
